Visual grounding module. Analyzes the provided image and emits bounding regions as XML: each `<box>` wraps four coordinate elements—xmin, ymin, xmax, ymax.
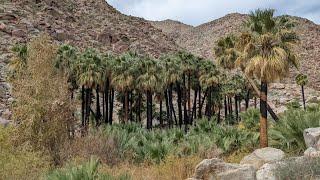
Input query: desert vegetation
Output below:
<box><xmin>1</xmin><ymin>8</ymin><xmax>320</xmax><ymax>180</ymax></box>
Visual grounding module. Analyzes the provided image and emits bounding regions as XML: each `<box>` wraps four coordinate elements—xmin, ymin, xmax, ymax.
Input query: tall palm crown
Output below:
<box><xmin>199</xmin><ymin>60</ymin><xmax>220</xmax><ymax>90</ymax></box>
<box><xmin>136</xmin><ymin>57</ymin><xmax>161</xmax><ymax>92</ymax></box>
<box><xmin>111</xmin><ymin>52</ymin><xmax>137</xmax><ymax>92</ymax></box>
<box><xmin>75</xmin><ymin>48</ymin><xmax>103</xmax><ymax>89</ymax></box>
<box><xmin>236</xmin><ymin>9</ymin><xmax>299</xmax><ymax>82</ymax></box>
<box><xmin>214</xmin><ymin>36</ymin><xmax>239</xmax><ymax>70</ymax></box>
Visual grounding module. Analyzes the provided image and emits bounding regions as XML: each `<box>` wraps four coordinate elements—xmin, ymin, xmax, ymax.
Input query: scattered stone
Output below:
<box><xmin>303</xmin><ymin>127</ymin><xmax>320</xmax><ymax>150</ymax></box>
<box><xmin>240</xmin><ymin>147</ymin><xmax>285</xmax><ymax>169</ymax></box>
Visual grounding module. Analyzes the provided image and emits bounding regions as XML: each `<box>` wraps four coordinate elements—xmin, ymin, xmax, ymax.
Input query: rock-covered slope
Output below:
<box><xmin>151</xmin><ymin>13</ymin><xmax>320</xmax><ymax>91</ymax></box>
<box><xmin>0</xmin><ymin>0</ymin><xmax>179</xmax><ymax>121</ymax></box>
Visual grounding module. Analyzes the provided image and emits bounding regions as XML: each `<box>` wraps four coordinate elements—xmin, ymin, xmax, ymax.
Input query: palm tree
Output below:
<box><xmin>136</xmin><ymin>57</ymin><xmax>161</xmax><ymax>129</ymax></box>
<box><xmin>112</xmin><ymin>52</ymin><xmax>136</xmax><ymax>123</ymax></box>
<box><xmin>74</xmin><ymin>48</ymin><xmax>103</xmax><ymax>128</ymax></box>
<box><xmin>235</xmin><ymin>9</ymin><xmax>299</xmax><ymax>147</ymax></box>
<box><xmin>199</xmin><ymin>60</ymin><xmax>220</xmax><ymax>119</ymax></box>
<box><xmin>162</xmin><ymin>55</ymin><xmax>182</xmax><ymax>127</ymax></box>
<box><xmin>295</xmin><ymin>73</ymin><xmax>308</xmax><ymax>110</ymax></box>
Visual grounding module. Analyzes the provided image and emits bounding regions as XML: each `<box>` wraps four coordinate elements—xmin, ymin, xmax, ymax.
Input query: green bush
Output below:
<box><xmin>238</xmin><ymin>108</ymin><xmax>260</xmax><ymax>132</ymax></box>
<box><xmin>47</xmin><ymin>157</ymin><xmax>130</xmax><ymax>180</ymax></box>
<box><xmin>98</xmin><ymin>118</ymin><xmax>258</xmax><ymax>163</ymax></box>
<box><xmin>270</xmin><ymin>105</ymin><xmax>320</xmax><ymax>154</ymax></box>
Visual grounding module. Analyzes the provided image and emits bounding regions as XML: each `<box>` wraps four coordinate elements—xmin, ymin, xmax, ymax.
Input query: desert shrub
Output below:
<box><xmin>0</xmin><ymin>126</ymin><xmax>50</xmax><ymax>179</ymax></box>
<box><xmin>238</xmin><ymin>108</ymin><xmax>260</xmax><ymax>132</ymax></box>
<box><xmin>47</xmin><ymin>157</ymin><xmax>130</xmax><ymax>180</ymax></box>
<box><xmin>60</xmin><ymin>129</ymin><xmax>122</xmax><ymax>166</ymax></box>
<box><xmin>9</xmin><ymin>34</ymin><xmax>75</xmax><ymax>165</ymax></box>
<box><xmin>270</xmin><ymin>105</ymin><xmax>320</xmax><ymax>154</ymax></box>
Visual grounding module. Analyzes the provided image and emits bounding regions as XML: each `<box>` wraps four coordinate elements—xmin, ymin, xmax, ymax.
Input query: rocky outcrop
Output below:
<box><xmin>240</xmin><ymin>147</ymin><xmax>285</xmax><ymax>169</ymax></box>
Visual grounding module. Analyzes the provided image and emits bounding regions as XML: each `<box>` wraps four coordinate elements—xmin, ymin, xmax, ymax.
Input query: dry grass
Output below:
<box><xmin>99</xmin><ymin>155</ymin><xmax>201</xmax><ymax>180</ymax></box>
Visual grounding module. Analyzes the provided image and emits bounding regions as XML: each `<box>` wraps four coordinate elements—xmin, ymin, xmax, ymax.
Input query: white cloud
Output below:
<box><xmin>107</xmin><ymin>0</ymin><xmax>320</xmax><ymax>26</ymax></box>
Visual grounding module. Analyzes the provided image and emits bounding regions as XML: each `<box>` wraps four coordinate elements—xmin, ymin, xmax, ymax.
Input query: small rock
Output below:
<box><xmin>240</xmin><ymin>147</ymin><xmax>285</xmax><ymax>169</ymax></box>
<box><xmin>303</xmin><ymin>127</ymin><xmax>320</xmax><ymax>150</ymax></box>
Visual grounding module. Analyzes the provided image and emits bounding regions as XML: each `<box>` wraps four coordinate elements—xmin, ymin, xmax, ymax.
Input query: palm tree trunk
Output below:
<box><xmin>218</xmin><ymin>105</ymin><xmax>221</xmax><ymax>123</ymax></box>
<box><xmin>254</xmin><ymin>97</ymin><xmax>257</xmax><ymax>108</ymax></box>
<box><xmin>260</xmin><ymin>82</ymin><xmax>268</xmax><ymax>148</ymax></box>
<box><xmin>165</xmin><ymin>90</ymin><xmax>171</xmax><ymax>127</ymax></box>
<box><xmin>177</xmin><ymin>82</ymin><xmax>183</xmax><ymax>128</ymax></box>
<box><xmin>169</xmin><ymin>84</ymin><xmax>177</xmax><ymax>125</ymax></box>
<box><xmin>137</xmin><ymin>92</ymin><xmax>142</xmax><ymax>123</ymax></box>
<box><xmin>129</xmin><ymin>91</ymin><xmax>133</xmax><ymax>122</ymax></box>
<box><xmin>105</xmin><ymin>78</ymin><xmax>109</xmax><ymax>124</ymax></box>
<box><xmin>245</xmin><ymin>74</ymin><xmax>278</xmax><ymax>121</ymax></box>
<box><xmin>302</xmin><ymin>85</ymin><xmax>306</xmax><ymax>110</ymax></box>
<box><xmin>224</xmin><ymin>97</ymin><xmax>228</xmax><ymax>118</ymax></box>
<box><xmin>81</xmin><ymin>86</ymin><xmax>85</xmax><ymax>127</ymax></box>
<box><xmin>109</xmin><ymin>88</ymin><xmax>114</xmax><ymax>125</ymax></box>
<box><xmin>183</xmin><ymin>75</ymin><xmax>188</xmax><ymax>129</ymax></box>
<box><xmin>188</xmin><ymin>73</ymin><xmax>191</xmax><ymax>122</ymax></box>
<box><xmin>207</xmin><ymin>87</ymin><xmax>212</xmax><ymax>118</ymax></box>
<box><xmin>198</xmin><ymin>86</ymin><xmax>202</xmax><ymax>118</ymax></box>
<box><xmin>245</xmin><ymin>90</ymin><xmax>250</xmax><ymax>110</ymax></box>
<box><xmin>191</xmin><ymin>88</ymin><xmax>198</xmax><ymax>124</ymax></box>
<box><xmin>146</xmin><ymin>91</ymin><xmax>153</xmax><ymax>129</ymax></box>
<box><xmin>124</xmin><ymin>91</ymin><xmax>129</xmax><ymax>123</ymax></box>
<box><xmin>235</xmin><ymin>96</ymin><xmax>238</xmax><ymax>122</ymax></box>
<box><xmin>159</xmin><ymin>99</ymin><xmax>163</xmax><ymax>127</ymax></box>
<box><xmin>95</xmin><ymin>86</ymin><xmax>101</xmax><ymax>126</ymax></box>
<box><xmin>199</xmin><ymin>90</ymin><xmax>208</xmax><ymax>118</ymax></box>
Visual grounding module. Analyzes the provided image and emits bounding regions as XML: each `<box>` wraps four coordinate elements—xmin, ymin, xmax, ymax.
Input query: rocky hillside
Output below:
<box><xmin>151</xmin><ymin>13</ymin><xmax>320</xmax><ymax>91</ymax></box>
<box><xmin>0</xmin><ymin>0</ymin><xmax>179</xmax><ymax>121</ymax></box>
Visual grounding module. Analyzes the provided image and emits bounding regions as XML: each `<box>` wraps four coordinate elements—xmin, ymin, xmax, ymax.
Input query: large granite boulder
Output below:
<box><xmin>240</xmin><ymin>147</ymin><xmax>285</xmax><ymax>169</ymax></box>
<box><xmin>303</xmin><ymin>127</ymin><xmax>320</xmax><ymax>150</ymax></box>
<box><xmin>256</xmin><ymin>156</ymin><xmax>319</xmax><ymax>180</ymax></box>
<box><xmin>189</xmin><ymin>158</ymin><xmax>256</xmax><ymax>180</ymax></box>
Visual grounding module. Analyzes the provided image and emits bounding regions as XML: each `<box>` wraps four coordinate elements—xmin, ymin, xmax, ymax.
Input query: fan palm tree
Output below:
<box><xmin>136</xmin><ymin>57</ymin><xmax>161</xmax><ymax>129</ymax></box>
<box><xmin>112</xmin><ymin>52</ymin><xmax>136</xmax><ymax>123</ymax></box>
<box><xmin>74</xmin><ymin>48</ymin><xmax>103</xmax><ymax>127</ymax></box>
<box><xmin>235</xmin><ymin>9</ymin><xmax>299</xmax><ymax>147</ymax></box>
<box><xmin>295</xmin><ymin>73</ymin><xmax>308</xmax><ymax>110</ymax></box>
<box><xmin>162</xmin><ymin>55</ymin><xmax>183</xmax><ymax>127</ymax></box>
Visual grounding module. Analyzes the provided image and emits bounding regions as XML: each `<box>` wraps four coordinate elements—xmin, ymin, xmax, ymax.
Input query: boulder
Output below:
<box><xmin>191</xmin><ymin>158</ymin><xmax>256</xmax><ymax>180</ymax></box>
<box><xmin>303</xmin><ymin>127</ymin><xmax>320</xmax><ymax>150</ymax></box>
<box><xmin>240</xmin><ymin>147</ymin><xmax>285</xmax><ymax>169</ymax></box>
<box><xmin>217</xmin><ymin>165</ymin><xmax>256</xmax><ymax>180</ymax></box>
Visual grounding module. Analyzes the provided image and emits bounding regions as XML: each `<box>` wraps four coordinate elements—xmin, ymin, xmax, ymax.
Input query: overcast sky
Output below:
<box><xmin>107</xmin><ymin>0</ymin><xmax>320</xmax><ymax>26</ymax></box>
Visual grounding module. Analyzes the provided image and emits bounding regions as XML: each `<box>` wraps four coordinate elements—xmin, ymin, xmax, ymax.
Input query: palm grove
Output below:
<box><xmin>8</xmin><ymin>9</ymin><xmax>300</xmax><ymax>150</ymax></box>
